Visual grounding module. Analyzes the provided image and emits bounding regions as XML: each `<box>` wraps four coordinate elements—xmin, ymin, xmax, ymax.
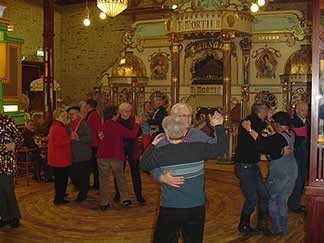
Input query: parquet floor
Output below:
<box><xmin>0</xmin><ymin>163</ymin><xmax>305</xmax><ymax>243</ymax></box>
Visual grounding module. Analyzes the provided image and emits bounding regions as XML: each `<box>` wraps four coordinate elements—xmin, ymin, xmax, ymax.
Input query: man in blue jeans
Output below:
<box><xmin>234</xmin><ymin>103</ymin><xmax>271</xmax><ymax>235</ymax></box>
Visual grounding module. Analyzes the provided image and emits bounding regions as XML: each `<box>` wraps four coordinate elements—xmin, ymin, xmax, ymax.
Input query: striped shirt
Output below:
<box><xmin>140</xmin><ymin>125</ymin><xmax>228</xmax><ymax>208</ymax></box>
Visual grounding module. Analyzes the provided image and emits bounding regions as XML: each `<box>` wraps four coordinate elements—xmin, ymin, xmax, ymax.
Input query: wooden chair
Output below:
<box><xmin>16</xmin><ymin>147</ymin><xmax>37</xmax><ymax>186</ymax></box>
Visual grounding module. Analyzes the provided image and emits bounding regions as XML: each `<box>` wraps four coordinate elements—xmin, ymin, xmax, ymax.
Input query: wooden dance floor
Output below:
<box><xmin>0</xmin><ymin>162</ymin><xmax>305</xmax><ymax>243</ymax></box>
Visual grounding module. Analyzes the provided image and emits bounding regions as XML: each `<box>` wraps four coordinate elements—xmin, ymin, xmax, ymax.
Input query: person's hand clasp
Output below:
<box><xmin>98</xmin><ymin>131</ymin><xmax>104</xmax><ymax>140</ymax></box>
<box><xmin>71</xmin><ymin>131</ymin><xmax>79</xmax><ymax>141</ymax></box>
<box><xmin>241</xmin><ymin>120</ymin><xmax>252</xmax><ymax>132</ymax></box>
<box><xmin>152</xmin><ymin>133</ymin><xmax>165</xmax><ymax>146</ymax></box>
<box><xmin>159</xmin><ymin>171</ymin><xmax>185</xmax><ymax>188</ymax></box>
<box><xmin>281</xmin><ymin>145</ymin><xmax>293</xmax><ymax>156</ymax></box>
<box><xmin>209</xmin><ymin>111</ymin><xmax>224</xmax><ymax>126</ymax></box>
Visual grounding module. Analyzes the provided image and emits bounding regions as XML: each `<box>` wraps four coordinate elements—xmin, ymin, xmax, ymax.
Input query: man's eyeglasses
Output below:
<box><xmin>178</xmin><ymin>114</ymin><xmax>192</xmax><ymax>118</ymax></box>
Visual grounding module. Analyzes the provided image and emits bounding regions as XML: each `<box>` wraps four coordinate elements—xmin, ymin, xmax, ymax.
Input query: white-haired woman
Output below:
<box><xmin>48</xmin><ymin>109</ymin><xmax>71</xmax><ymax>205</ymax></box>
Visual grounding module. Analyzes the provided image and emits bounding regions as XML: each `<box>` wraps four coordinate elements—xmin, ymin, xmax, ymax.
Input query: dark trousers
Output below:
<box><xmin>30</xmin><ymin>152</ymin><xmax>45</xmax><ymax>180</ymax></box>
<box><xmin>288</xmin><ymin>143</ymin><xmax>308</xmax><ymax>210</ymax></box>
<box><xmin>53</xmin><ymin>166</ymin><xmax>70</xmax><ymax>202</ymax></box>
<box><xmin>235</xmin><ymin>163</ymin><xmax>269</xmax><ymax>216</ymax></box>
<box><xmin>114</xmin><ymin>155</ymin><xmax>143</xmax><ymax>201</ymax></box>
<box><xmin>127</xmin><ymin>156</ymin><xmax>143</xmax><ymax>201</ymax></box>
<box><xmin>0</xmin><ymin>174</ymin><xmax>21</xmax><ymax>221</ymax></box>
<box><xmin>91</xmin><ymin>148</ymin><xmax>99</xmax><ymax>189</ymax></box>
<box><xmin>154</xmin><ymin>206</ymin><xmax>205</xmax><ymax>243</ymax></box>
<box><xmin>70</xmin><ymin>161</ymin><xmax>91</xmax><ymax>200</ymax></box>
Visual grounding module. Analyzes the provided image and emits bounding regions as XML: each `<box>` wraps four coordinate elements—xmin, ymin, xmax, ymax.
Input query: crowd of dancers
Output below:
<box><xmin>0</xmin><ymin>93</ymin><xmax>308</xmax><ymax>243</ymax></box>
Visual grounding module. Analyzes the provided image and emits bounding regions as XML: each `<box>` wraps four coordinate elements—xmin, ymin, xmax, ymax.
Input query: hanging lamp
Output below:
<box><xmin>97</xmin><ymin>0</ymin><xmax>128</xmax><ymax>18</ymax></box>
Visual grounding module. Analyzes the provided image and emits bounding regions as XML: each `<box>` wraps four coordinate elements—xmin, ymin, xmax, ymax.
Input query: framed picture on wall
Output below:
<box><xmin>150</xmin><ymin>53</ymin><xmax>169</xmax><ymax>80</ymax></box>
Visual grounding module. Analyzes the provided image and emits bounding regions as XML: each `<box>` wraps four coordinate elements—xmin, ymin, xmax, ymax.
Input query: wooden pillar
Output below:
<box><xmin>170</xmin><ymin>33</ymin><xmax>181</xmax><ymax>105</ymax></box>
<box><xmin>222</xmin><ymin>35</ymin><xmax>232</xmax><ymax>126</ymax></box>
<box><xmin>305</xmin><ymin>0</ymin><xmax>324</xmax><ymax>242</ymax></box>
<box><xmin>281</xmin><ymin>76</ymin><xmax>293</xmax><ymax>111</ymax></box>
<box><xmin>131</xmin><ymin>78</ymin><xmax>137</xmax><ymax>115</ymax></box>
<box><xmin>239</xmin><ymin>37</ymin><xmax>251</xmax><ymax>118</ymax></box>
<box><xmin>239</xmin><ymin>37</ymin><xmax>251</xmax><ymax>85</ymax></box>
<box><xmin>43</xmin><ymin>0</ymin><xmax>55</xmax><ymax>121</ymax></box>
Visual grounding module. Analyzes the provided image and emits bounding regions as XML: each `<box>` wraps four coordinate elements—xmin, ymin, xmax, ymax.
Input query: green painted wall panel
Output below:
<box><xmin>135</xmin><ymin>21</ymin><xmax>167</xmax><ymax>38</ymax></box>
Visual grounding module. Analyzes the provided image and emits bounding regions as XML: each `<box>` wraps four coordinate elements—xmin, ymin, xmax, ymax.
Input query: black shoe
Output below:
<box><xmin>256</xmin><ymin>225</ymin><xmax>272</xmax><ymax>236</ymax></box>
<box><xmin>75</xmin><ymin>197</ymin><xmax>86</xmax><ymax>202</ymax></box>
<box><xmin>290</xmin><ymin>205</ymin><xmax>306</xmax><ymax>214</ymax></box>
<box><xmin>238</xmin><ymin>224</ymin><xmax>259</xmax><ymax>235</ymax></box>
<box><xmin>100</xmin><ymin>203</ymin><xmax>111</xmax><ymax>211</ymax></box>
<box><xmin>255</xmin><ymin>211</ymin><xmax>271</xmax><ymax>236</ymax></box>
<box><xmin>75</xmin><ymin>194</ymin><xmax>87</xmax><ymax>202</ymax></box>
<box><xmin>0</xmin><ymin>220</ymin><xmax>8</xmax><ymax>228</ymax></box>
<box><xmin>137</xmin><ymin>198</ymin><xmax>146</xmax><ymax>204</ymax></box>
<box><xmin>8</xmin><ymin>219</ymin><xmax>20</xmax><ymax>228</ymax></box>
<box><xmin>266</xmin><ymin>231</ymin><xmax>284</xmax><ymax>237</ymax></box>
<box><xmin>238</xmin><ymin>213</ymin><xmax>258</xmax><ymax>235</ymax></box>
<box><xmin>121</xmin><ymin>200</ymin><xmax>132</xmax><ymax>208</ymax></box>
<box><xmin>54</xmin><ymin>199</ymin><xmax>70</xmax><ymax>205</ymax></box>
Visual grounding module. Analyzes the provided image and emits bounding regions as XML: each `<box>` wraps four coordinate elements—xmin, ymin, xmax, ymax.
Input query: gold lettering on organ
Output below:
<box><xmin>177</xmin><ymin>18</ymin><xmax>221</xmax><ymax>32</ymax></box>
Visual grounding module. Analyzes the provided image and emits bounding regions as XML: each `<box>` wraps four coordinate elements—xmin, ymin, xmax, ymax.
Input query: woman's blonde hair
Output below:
<box><xmin>118</xmin><ymin>102</ymin><xmax>132</xmax><ymax>112</ymax></box>
<box><xmin>53</xmin><ymin>108</ymin><xmax>70</xmax><ymax>124</ymax></box>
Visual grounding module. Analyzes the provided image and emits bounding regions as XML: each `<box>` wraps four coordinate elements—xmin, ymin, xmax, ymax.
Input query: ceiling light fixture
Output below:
<box><xmin>171</xmin><ymin>4</ymin><xmax>178</xmax><ymax>10</ymax></box>
<box><xmin>99</xmin><ymin>11</ymin><xmax>107</xmax><ymax>19</ymax></box>
<box><xmin>250</xmin><ymin>3</ymin><xmax>259</xmax><ymax>13</ymax></box>
<box><xmin>257</xmin><ymin>0</ymin><xmax>266</xmax><ymax>7</ymax></box>
<box><xmin>83</xmin><ymin>17</ymin><xmax>91</xmax><ymax>26</ymax></box>
<box><xmin>97</xmin><ymin>0</ymin><xmax>128</xmax><ymax>18</ymax></box>
<box><xmin>83</xmin><ymin>0</ymin><xmax>91</xmax><ymax>27</ymax></box>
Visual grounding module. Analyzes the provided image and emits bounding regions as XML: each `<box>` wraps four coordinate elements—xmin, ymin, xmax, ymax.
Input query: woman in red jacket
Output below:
<box><xmin>48</xmin><ymin>109</ymin><xmax>71</xmax><ymax>205</ymax></box>
<box><xmin>97</xmin><ymin>105</ymin><xmax>140</xmax><ymax>210</ymax></box>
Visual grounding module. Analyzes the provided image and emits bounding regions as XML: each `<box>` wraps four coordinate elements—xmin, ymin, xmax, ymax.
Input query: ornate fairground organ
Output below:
<box><xmin>0</xmin><ymin>9</ymin><xmax>25</xmax><ymax>125</ymax></box>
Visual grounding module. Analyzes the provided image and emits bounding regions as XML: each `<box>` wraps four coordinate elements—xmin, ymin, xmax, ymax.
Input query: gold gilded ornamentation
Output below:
<box><xmin>241</xmin><ymin>84</ymin><xmax>249</xmax><ymax>102</ymax></box>
<box><xmin>284</xmin><ymin>45</ymin><xmax>311</xmax><ymax>75</ymax></box>
<box><xmin>185</xmin><ymin>38</ymin><xmax>223</xmax><ymax>58</ymax></box>
<box><xmin>223</xmin><ymin>43</ymin><xmax>231</xmax><ymax>51</ymax></box>
<box><xmin>169</xmin><ymin>10</ymin><xmax>251</xmax><ymax>34</ymax></box>
<box><xmin>172</xmin><ymin>45</ymin><xmax>179</xmax><ymax>53</ymax></box>
<box><xmin>226</xmin><ymin>14</ymin><xmax>236</xmax><ymax>27</ymax></box>
<box><xmin>254</xmin><ymin>90</ymin><xmax>277</xmax><ymax>109</ymax></box>
<box><xmin>111</xmin><ymin>52</ymin><xmax>147</xmax><ymax>77</ymax></box>
<box><xmin>252</xmin><ymin>47</ymin><xmax>281</xmax><ymax>79</ymax></box>
<box><xmin>149</xmin><ymin>52</ymin><xmax>170</xmax><ymax>81</ymax></box>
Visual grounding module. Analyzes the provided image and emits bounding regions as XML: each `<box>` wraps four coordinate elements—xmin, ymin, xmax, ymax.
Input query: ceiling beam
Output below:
<box><xmin>55</xmin><ymin>0</ymin><xmax>96</xmax><ymax>5</ymax></box>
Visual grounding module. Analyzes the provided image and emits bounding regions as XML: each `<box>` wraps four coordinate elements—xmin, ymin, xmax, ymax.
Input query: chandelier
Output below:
<box><xmin>97</xmin><ymin>0</ymin><xmax>128</xmax><ymax>17</ymax></box>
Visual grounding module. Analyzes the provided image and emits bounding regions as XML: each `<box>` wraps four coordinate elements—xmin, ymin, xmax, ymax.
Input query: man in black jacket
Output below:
<box><xmin>148</xmin><ymin>94</ymin><xmax>168</xmax><ymax>138</ymax></box>
<box><xmin>234</xmin><ymin>103</ymin><xmax>271</xmax><ymax>235</ymax></box>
